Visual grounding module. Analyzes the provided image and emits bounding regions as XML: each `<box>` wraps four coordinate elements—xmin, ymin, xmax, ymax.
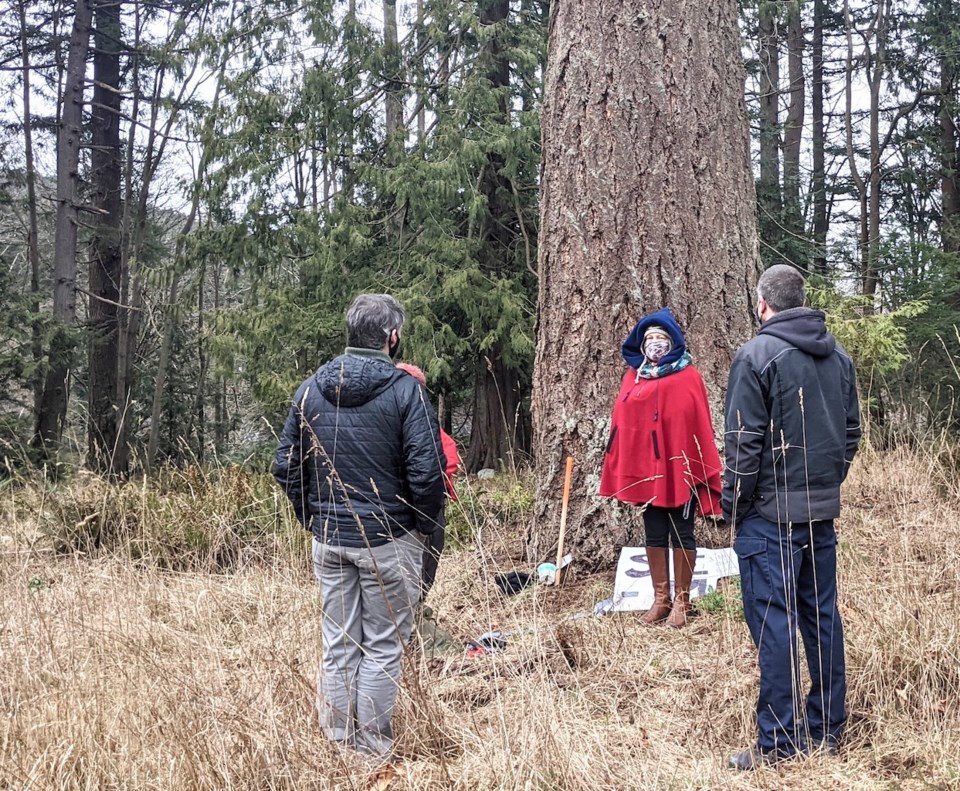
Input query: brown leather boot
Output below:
<box><xmin>667</xmin><ymin>548</ymin><xmax>697</xmax><ymax>628</ymax></box>
<box><xmin>640</xmin><ymin>547</ymin><xmax>672</xmax><ymax>625</ymax></box>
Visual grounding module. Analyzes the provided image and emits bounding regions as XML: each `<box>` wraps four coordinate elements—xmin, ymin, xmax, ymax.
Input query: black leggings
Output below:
<box><xmin>643</xmin><ymin>501</ymin><xmax>696</xmax><ymax>550</ymax></box>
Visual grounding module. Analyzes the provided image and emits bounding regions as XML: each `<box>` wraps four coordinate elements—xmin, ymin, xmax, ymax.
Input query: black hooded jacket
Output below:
<box><xmin>273</xmin><ymin>349</ymin><xmax>446</xmax><ymax>547</ymax></box>
<box><xmin>722</xmin><ymin>308</ymin><xmax>861</xmax><ymax>525</ymax></box>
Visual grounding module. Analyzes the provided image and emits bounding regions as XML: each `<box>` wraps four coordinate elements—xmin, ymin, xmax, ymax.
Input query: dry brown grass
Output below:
<box><xmin>2</xmin><ymin>446</ymin><xmax>960</xmax><ymax>790</ymax></box>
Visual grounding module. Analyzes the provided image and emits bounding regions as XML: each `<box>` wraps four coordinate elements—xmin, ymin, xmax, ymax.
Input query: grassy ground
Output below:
<box><xmin>1</xmin><ymin>444</ymin><xmax>959</xmax><ymax>790</ymax></box>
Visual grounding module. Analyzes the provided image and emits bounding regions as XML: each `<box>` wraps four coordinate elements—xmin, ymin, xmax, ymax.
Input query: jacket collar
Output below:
<box><xmin>344</xmin><ymin>346</ymin><xmax>393</xmax><ymax>364</ymax></box>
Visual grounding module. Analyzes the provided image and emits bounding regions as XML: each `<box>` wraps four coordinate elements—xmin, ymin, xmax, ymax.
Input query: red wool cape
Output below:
<box><xmin>599</xmin><ymin>364</ymin><xmax>722</xmax><ymax>515</ymax></box>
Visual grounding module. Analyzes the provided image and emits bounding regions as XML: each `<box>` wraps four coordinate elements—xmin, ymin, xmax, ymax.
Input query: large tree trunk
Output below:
<box><xmin>529</xmin><ymin>0</ymin><xmax>759</xmax><ymax>568</ymax></box>
<box><xmin>465</xmin><ymin>348</ymin><xmax>527</xmax><ymax>472</ymax></box>
<box><xmin>34</xmin><ymin>0</ymin><xmax>93</xmax><ymax>456</ymax></box>
<box><xmin>87</xmin><ymin>0</ymin><xmax>124</xmax><ymax>475</ymax></box>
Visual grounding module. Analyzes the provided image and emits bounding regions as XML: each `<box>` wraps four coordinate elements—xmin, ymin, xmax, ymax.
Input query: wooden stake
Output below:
<box><xmin>555</xmin><ymin>456</ymin><xmax>574</xmax><ymax>583</ymax></box>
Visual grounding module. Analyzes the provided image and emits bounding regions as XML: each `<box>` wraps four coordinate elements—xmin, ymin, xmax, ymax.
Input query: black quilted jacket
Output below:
<box><xmin>722</xmin><ymin>308</ymin><xmax>861</xmax><ymax>525</ymax></box>
<box><xmin>273</xmin><ymin>349</ymin><xmax>446</xmax><ymax>547</ymax></box>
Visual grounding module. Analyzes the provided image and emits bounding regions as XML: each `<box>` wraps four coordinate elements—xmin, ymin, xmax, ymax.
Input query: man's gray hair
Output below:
<box><xmin>345</xmin><ymin>293</ymin><xmax>407</xmax><ymax>349</ymax></box>
<box><xmin>757</xmin><ymin>264</ymin><xmax>806</xmax><ymax>313</ymax></box>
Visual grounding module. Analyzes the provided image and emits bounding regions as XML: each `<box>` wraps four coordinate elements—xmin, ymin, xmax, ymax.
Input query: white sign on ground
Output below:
<box><xmin>611</xmin><ymin>546</ymin><xmax>740</xmax><ymax>613</ymax></box>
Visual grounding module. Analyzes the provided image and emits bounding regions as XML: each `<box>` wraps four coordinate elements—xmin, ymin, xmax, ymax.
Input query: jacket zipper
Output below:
<box><xmin>652</xmin><ymin>380</ymin><xmax>660</xmax><ymax>459</ymax></box>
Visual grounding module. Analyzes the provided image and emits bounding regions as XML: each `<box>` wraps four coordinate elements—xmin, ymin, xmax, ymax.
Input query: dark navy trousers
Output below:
<box><xmin>735</xmin><ymin>510</ymin><xmax>847</xmax><ymax>756</ymax></box>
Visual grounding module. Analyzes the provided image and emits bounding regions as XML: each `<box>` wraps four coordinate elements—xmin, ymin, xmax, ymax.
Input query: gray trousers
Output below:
<box><xmin>312</xmin><ymin>532</ymin><xmax>424</xmax><ymax>757</ymax></box>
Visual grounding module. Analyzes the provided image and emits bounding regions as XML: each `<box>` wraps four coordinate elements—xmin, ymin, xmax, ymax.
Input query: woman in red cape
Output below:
<box><xmin>395</xmin><ymin>363</ymin><xmax>460</xmax><ymax>598</ymax></box>
<box><xmin>599</xmin><ymin>308</ymin><xmax>722</xmax><ymax>628</ymax></box>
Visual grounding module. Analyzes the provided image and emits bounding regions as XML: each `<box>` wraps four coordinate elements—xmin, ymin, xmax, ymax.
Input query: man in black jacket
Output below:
<box><xmin>723</xmin><ymin>265</ymin><xmax>861</xmax><ymax>770</ymax></box>
<box><xmin>274</xmin><ymin>293</ymin><xmax>446</xmax><ymax>759</ymax></box>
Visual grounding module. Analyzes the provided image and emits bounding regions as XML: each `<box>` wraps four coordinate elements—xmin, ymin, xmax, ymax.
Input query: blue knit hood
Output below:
<box><xmin>621</xmin><ymin>308</ymin><xmax>688</xmax><ymax>369</ymax></box>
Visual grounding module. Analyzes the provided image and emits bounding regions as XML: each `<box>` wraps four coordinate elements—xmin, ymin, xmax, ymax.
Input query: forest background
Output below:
<box><xmin>2</xmin><ymin>0</ymin><xmax>957</xmax><ymax>480</ymax></box>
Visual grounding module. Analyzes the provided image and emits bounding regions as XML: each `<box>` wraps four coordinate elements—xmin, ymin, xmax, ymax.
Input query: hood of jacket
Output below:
<box><xmin>759</xmin><ymin>307</ymin><xmax>836</xmax><ymax>358</ymax></box>
<box><xmin>621</xmin><ymin>307</ymin><xmax>688</xmax><ymax>369</ymax></box>
<box><xmin>315</xmin><ymin>352</ymin><xmax>400</xmax><ymax>408</ymax></box>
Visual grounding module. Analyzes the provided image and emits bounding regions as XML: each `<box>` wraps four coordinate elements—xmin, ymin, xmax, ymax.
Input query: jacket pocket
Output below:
<box><xmin>605</xmin><ymin>425</ymin><xmax>619</xmax><ymax>454</ymax></box>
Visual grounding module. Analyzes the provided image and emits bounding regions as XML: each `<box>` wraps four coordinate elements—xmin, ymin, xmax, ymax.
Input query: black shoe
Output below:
<box><xmin>727</xmin><ymin>747</ymin><xmax>786</xmax><ymax>771</ymax></box>
<box><xmin>809</xmin><ymin>738</ymin><xmax>839</xmax><ymax>757</ymax></box>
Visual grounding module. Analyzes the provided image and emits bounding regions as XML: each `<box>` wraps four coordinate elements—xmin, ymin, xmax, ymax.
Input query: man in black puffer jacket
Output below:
<box><xmin>724</xmin><ymin>265</ymin><xmax>861</xmax><ymax>770</ymax></box>
<box><xmin>274</xmin><ymin>293</ymin><xmax>446</xmax><ymax>759</ymax></box>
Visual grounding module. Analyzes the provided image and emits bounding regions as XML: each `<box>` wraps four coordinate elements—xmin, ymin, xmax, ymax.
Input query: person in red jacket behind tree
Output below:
<box><xmin>396</xmin><ymin>363</ymin><xmax>460</xmax><ymax>597</ymax></box>
<box><xmin>599</xmin><ymin>308</ymin><xmax>723</xmax><ymax>628</ymax></box>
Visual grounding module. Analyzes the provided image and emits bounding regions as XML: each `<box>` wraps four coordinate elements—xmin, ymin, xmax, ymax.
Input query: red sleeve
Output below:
<box><xmin>440</xmin><ymin>429</ymin><xmax>460</xmax><ymax>500</ymax></box>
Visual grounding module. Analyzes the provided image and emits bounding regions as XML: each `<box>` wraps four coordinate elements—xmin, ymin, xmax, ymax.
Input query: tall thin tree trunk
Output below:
<box><xmin>18</xmin><ymin>0</ymin><xmax>44</xmax><ymax>420</ymax></box>
<box><xmin>863</xmin><ymin>0</ymin><xmax>889</xmax><ymax>302</ymax></box>
<box><xmin>88</xmin><ymin>0</ymin><xmax>124</xmax><ymax>475</ymax></box>
<box><xmin>782</xmin><ymin>0</ymin><xmax>806</xmax><ymax>255</ymax></box>
<box><xmin>758</xmin><ymin>1</ymin><xmax>782</xmax><ymax>254</ymax></box>
<box><xmin>145</xmin><ymin>48</ymin><xmax>231</xmax><ymax>471</ymax></box>
<box><xmin>34</xmin><ymin>0</ymin><xmax>93</xmax><ymax>457</ymax></box>
<box><xmin>145</xmin><ymin>263</ymin><xmax>182</xmax><ymax>469</ymax></box>
<box><xmin>194</xmin><ymin>260</ymin><xmax>207</xmax><ymax>463</ymax></box>
<box><xmin>464</xmin><ymin>0</ymin><xmax>531</xmax><ymax>473</ymax></box>
<box><xmin>383</xmin><ymin>0</ymin><xmax>403</xmax><ymax>143</ymax></box>
<box><xmin>811</xmin><ymin>0</ymin><xmax>829</xmax><ymax>274</ymax></box>
<box><xmin>213</xmin><ymin>258</ymin><xmax>227</xmax><ymax>454</ymax></box>
<box><xmin>843</xmin><ymin>0</ymin><xmax>869</xmax><ymax>300</ymax></box>
<box><xmin>530</xmin><ymin>0</ymin><xmax>759</xmax><ymax>567</ymax></box>
<box><xmin>416</xmin><ymin>0</ymin><xmax>426</xmax><ymax>143</ymax></box>
<box><xmin>118</xmin><ymin>1</ymin><xmax>206</xmax><ymax>470</ymax></box>
<box><xmin>941</xmin><ymin>51</ymin><xmax>959</xmax><ymax>254</ymax></box>
<box><xmin>114</xmin><ymin>0</ymin><xmax>144</xmax><ymax>474</ymax></box>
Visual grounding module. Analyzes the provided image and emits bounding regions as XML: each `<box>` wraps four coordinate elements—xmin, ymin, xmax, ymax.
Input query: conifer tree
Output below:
<box><xmin>530</xmin><ymin>0</ymin><xmax>759</xmax><ymax>566</ymax></box>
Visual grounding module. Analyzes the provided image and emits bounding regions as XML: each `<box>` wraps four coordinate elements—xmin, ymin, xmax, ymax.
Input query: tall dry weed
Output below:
<box><xmin>1</xmin><ymin>449</ymin><xmax>960</xmax><ymax>790</ymax></box>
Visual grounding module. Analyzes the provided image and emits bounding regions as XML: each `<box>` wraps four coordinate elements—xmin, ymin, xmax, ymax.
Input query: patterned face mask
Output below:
<box><xmin>644</xmin><ymin>339</ymin><xmax>671</xmax><ymax>363</ymax></box>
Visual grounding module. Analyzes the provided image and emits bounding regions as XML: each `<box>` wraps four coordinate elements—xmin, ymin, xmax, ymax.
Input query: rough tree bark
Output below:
<box><xmin>34</xmin><ymin>0</ymin><xmax>93</xmax><ymax>456</ymax></box>
<box><xmin>87</xmin><ymin>0</ymin><xmax>124</xmax><ymax>475</ymax></box>
<box><xmin>529</xmin><ymin>0</ymin><xmax>759</xmax><ymax>568</ymax></box>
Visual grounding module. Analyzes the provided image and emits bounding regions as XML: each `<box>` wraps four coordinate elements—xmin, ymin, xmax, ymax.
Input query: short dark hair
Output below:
<box><xmin>757</xmin><ymin>265</ymin><xmax>806</xmax><ymax>313</ymax></box>
<box><xmin>345</xmin><ymin>294</ymin><xmax>406</xmax><ymax>349</ymax></box>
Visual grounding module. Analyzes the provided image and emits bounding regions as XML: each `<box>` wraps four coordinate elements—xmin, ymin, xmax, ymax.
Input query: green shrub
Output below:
<box><xmin>694</xmin><ymin>576</ymin><xmax>743</xmax><ymax>620</ymax></box>
<box><xmin>445</xmin><ymin>471</ymin><xmax>535</xmax><ymax>548</ymax></box>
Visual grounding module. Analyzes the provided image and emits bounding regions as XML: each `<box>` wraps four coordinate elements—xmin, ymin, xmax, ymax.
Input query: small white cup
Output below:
<box><xmin>536</xmin><ymin>562</ymin><xmax>557</xmax><ymax>586</ymax></box>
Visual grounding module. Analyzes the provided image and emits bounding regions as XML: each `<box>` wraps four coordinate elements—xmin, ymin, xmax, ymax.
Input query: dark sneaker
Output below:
<box><xmin>727</xmin><ymin>747</ymin><xmax>787</xmax><ymax>770</ymax></box>
<box><xmin>809</xmin><ymin>738</ymin><xmax>839</xmax><ymax>757</ymax></box>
